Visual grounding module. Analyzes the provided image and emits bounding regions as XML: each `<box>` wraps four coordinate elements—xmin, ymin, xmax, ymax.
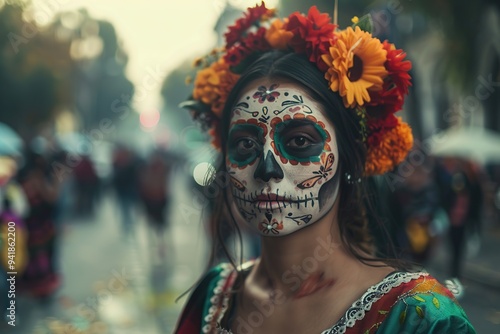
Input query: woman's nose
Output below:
<box><xmin>254</xmin><ymin>150</ymin><xmax>284</xmax><ymax>182</ymax></box>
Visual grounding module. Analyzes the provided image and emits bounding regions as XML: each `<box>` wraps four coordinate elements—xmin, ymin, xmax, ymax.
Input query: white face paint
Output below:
<box><xmin>226</xmin><ymin>81</ymin><xmax>340</xmax><ymax>237</ymax></box>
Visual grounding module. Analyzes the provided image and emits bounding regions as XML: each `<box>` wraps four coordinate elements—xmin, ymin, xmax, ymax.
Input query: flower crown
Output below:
<box><xmin>183</xmin><ymin>2</ymin><xmax>413</xmax><ymax>176</ymax></box>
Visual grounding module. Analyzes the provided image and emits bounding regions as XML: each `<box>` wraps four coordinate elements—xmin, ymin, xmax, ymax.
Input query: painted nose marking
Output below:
<box><xmin>254</xmin><ymin>150</ymin><xmax>284</xmax><ymax>182</ymax></box>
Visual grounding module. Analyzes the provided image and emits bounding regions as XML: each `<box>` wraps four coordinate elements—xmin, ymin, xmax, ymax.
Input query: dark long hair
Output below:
<box><xmin>207</xmin><ymin>50</ymin><xmax>404</xmax><ymax>270</ymax></box>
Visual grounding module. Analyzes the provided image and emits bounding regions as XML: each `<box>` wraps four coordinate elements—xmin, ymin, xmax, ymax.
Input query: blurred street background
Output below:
<box><xmin>0</xmin><ymin>0</ymin><xmax>499</xmax><ymax>333</ymax></box>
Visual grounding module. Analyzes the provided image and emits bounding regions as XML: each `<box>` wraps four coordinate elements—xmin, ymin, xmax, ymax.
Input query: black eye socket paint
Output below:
<box><xmin>274</xmin><ymin>120</ymin><xmax>327</xmax><ymax>162</ymax></box>
<box><xmin>228</xmin><ymin>124</ymin><xmax>264</xmax><ymax>166</ymax></box>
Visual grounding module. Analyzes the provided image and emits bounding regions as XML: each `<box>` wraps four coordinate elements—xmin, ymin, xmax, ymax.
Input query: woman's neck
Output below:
<box><xmin>252</xmin><ymin>201</ymin><xmax>365</xmax><ymax>300</ymax></box>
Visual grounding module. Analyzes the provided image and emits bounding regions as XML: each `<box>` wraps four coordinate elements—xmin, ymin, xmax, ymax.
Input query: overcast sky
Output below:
<box><xmin>31</xmin><ymin>0</ymin><xmax>232</xmax><ymax>113</ymax></box>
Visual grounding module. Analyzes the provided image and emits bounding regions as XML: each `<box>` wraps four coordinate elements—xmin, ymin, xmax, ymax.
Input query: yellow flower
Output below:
<box><xmin>322</xmin><ymin>26</ymin><xmax>387</xmax><ymax>108</ymax></box>
<box><xmin>351</xmin><ymin>16</ymin><xmax>359</xmax><ymax>24</ymax></box>
<box><xmin>193</xmin><ymin>59</ymin><xmax>240</xmax><ymax>116</ymax></box>
<box><xmin>364</xmin><ymin>117</ymin><xmax>413</xmax><ymax>176</ymax></box>
<box><xmin>265</xmin><ymin>18</ymin><xmax>293</xmax><ymax>50</ymax></box>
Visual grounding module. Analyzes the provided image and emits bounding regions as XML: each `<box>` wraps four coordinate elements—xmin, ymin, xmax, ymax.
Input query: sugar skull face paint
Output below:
<box><xmin>226</xmin><ymin>82</ymin><xmax>341</xmax><ymax>236</ymax></box>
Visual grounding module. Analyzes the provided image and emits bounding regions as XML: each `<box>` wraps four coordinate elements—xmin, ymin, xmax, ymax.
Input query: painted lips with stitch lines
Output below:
<box><xmin>255</xmin><ymin>193</ymin><xmax>289</xmax><ymax>210</ymax></box>
<box><xmin>233</xmin><ymin>189</ymin><xmax>319</xmax><ymax>211</ymax></box>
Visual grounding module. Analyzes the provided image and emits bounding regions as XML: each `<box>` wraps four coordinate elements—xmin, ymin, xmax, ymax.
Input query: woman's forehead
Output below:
<box><xmin>231</xmin><ymin>80</ymin><xmax>328</xmax><ymax>120</ymax></box>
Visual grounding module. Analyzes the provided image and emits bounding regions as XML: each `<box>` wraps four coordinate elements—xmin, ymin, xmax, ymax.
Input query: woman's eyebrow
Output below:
<box><xmin>277</xmin><ymin>119</ymin><xmax>318</xmax><ymax>132</ymax></box>
<box><xmin>229</xmin><ymin>123</ymin><xmax>264</xmax><ymax>136</ymax></box>
<box><xmin>285</xmin><ymin>119</ymin><xmax>316</xmax><ymax>127</ymax></box>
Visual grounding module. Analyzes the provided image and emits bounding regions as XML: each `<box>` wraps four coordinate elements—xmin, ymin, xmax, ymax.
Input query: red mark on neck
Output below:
<box><xmin>294</xmin><ymin>272</ymin><xmax>335</xmax><ymax>299</ymax></box>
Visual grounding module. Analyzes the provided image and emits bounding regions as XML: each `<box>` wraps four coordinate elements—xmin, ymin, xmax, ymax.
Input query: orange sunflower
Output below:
<box><xmin>322</xmin><ymin>26</ymin><xmax>387</xmax><ymax>108</ymax></box>
<box><xmin>193</xmin><ymin>58</ymin><xmax>240</xmax><ymax>117</ymax></box>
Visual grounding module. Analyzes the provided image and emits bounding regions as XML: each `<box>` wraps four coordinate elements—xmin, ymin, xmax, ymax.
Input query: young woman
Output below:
<box><xmin>175</xmin><ymin>4</ymin><xmax>475</xmax><ymax>333</ymax></box>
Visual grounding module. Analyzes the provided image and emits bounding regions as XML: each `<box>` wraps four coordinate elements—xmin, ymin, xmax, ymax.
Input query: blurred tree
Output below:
<box><xmin>402</xmin><ymin>0</ymin><xmax>484</xmax><ymax>91</ymax></box>
<box><xmin>0</xmin><ymin>1</ymin><xmax>74</xmax><ymax>138</ymax></box>
<box><xmin>160</xmin><ymin>61</ymin><xmax>196</xmax><ymax>132</ymax></box>
<box><xmin>47</xmin><ymin>9</ymin><xmax>135</xmax><ymax>131</ymax></box>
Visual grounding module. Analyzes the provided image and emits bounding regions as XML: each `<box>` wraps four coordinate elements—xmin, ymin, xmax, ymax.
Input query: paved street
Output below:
<box><xmin>2</xmin><ymin>169</ymin><xmax>209</xmax><ymax>334</ymax></box>
<box><xmin>2</xmin><ymin>168</ymin><xmax>499</xmax><ymax>333</ymax></box>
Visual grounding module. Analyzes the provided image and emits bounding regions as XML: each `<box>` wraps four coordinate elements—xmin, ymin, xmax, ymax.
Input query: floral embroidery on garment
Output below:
<box><xmin>321</xmin><ymin>272</ymin><xmax>427</xmax><ymax>334</ymax></box>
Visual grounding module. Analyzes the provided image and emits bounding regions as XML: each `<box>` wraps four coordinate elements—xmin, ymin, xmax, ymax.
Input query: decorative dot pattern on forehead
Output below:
<box><xmin>226</xmin><ymin>81</ymin><xmax>341</xmax><ymax>237</ymax></box>
<box><xmin>235</xmin><ymin>83</ymin><xmax>315</xmax><ymax>117</ymax></box>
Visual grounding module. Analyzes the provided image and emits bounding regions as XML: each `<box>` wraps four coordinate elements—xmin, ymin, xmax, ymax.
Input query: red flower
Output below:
<box><xmin>224</xmin><ymin>45</ymin><xmax>250</xmax><ymax>66</ymax></box>
<box><xmin>383</xmin><ymin>40</ymin><xmax>412</xmax><ymax>96</ymax></box>
<box><xmin>243</xmin><ymin>27</ymin><xmax>271</xmax><ymax>51</ymax></box>
<box><xmin>367</xmin><ymin>41</ymin><xmax>412</xmax><ymax>116</ymax></box>
<box><xmin>284</xmin><ymin>11</ymin><xmax>310</xmax><ymax>53</ymax></box>
<box><xmin>367</xmin><ymin>114</ymin><xmax>399</xmax><ymax>147</ymax></box>
<box><xmin>224</xmin><ymin>2</ymin><xmax>275</xmax><ymax>47</ymax></box>
<box><xmin>284</xmin><ymin>6</ymin><xmax>337</xmax><ymax>70</ymax></box>
<box><xmin>310</xmin><ymin>39</ymin><xmax>335</xmax><ymax>72</ymax></box>
<box><xmin>367</xmin><ymin>81</ymin><xmax>404</xmax><ymax>117</ymax></box>
<box><xmin>224</xmin><ymin>27</ymin><xmax>271</xmax><ymax>69</ymax></box>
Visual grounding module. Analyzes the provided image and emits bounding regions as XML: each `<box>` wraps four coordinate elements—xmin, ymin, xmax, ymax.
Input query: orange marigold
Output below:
<box><xmin>265</xmin><ymin>18</ymin><xmax>293</xmax><ymax>50</ymax></box>
<box><xmin>364</xmin><ymin>117</ymin><xmax>413</xmax><ymax>175</ymax></box>
<box><xmin>208</xmin><ymin>122</ymin><xmax>222</xmax><ymax>150</ymax></box>
<box><xmin>322</xmin><ymin>26</ymin><xmax>387</xmax><ymax>109</ymax></box>
<box><xmin>193</xmin><ymin>59</ymin><xmax>240</xmax><ymax>117</ymax></box>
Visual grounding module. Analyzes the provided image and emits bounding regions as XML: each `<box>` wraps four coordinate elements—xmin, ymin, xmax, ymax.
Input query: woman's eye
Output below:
<box><xmin>287</xmin><ymin>136</ymin><xmax>311</xmax><ymax>148</ymax></box>
<box><xmin>237</xmin><ymin>139</ymin><xmax>256</xmax><ymax>151</ymax></box>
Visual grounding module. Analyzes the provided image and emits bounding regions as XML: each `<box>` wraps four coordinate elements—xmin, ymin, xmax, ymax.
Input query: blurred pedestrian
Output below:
<box><xmin>436</xmin><ymin>157</ymin><xmax>483</xmax><ymax>279</ymax></box>
<box><xmin>111</xmin><ymin>144</ymin><xmax>140</xmax><ymax>235</ymax></box>
<box><xmin>139</xmin><ymin>149</ymin><xmax>172</xmax><ymax>259</ymax></box>
<box><xmin>17</xmin><ymin>147</ymin><xmax>62</xmax><ymax>299</ymax></box>
<box><xmin>387</xmin><ymin>157</ymin><xmax>441</xmax><ymax>264</ymax></box>
<box><xmin>73</xmin><ymin>154</ymin><xmax>99</xmax><ymax>218</ymax></box>
<box><xmin>0</xmin><ymin>123</ymin><xmax>29</xmax><ymax>313</ymax></box>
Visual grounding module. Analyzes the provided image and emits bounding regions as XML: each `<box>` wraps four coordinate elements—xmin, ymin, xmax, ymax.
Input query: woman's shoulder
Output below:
<box><xmin>326</xmin><ymin>271</ymin><xmax>475</xmax><ymax>334</ymax></box>
<box><xmin>374</xmin><ymin>272</ymin><xmax>476</xmax><ymax>333</ymax></box>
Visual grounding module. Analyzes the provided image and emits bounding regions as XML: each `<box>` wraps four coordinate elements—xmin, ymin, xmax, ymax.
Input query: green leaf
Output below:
<box><xmin>432</xmin><ymin>297</ymin><xmax>440</xmax><ymax>309</ymax></box>
<box><xmin>416</xmin><ymin>306</ymin><xmax>425</xmax><ymax>319</ymax></box>
<box><xmin>352</xmin><ymin>14</ymin><xmax>373</xmax><ymax>33</ymax></box>
<box><xmin>399</xmin><ymin>310</ymin><xmax>406</xmax><ymax>325</ymax></box>
<box><xmin>378</xmin><ymin>310</ymin><xmax>389</xmax><ymax>315</ymax></box>
<box><xmin>413</xmin><ymin>295</ymin><xmax>425</xmax><ymax>303</ymax></box>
